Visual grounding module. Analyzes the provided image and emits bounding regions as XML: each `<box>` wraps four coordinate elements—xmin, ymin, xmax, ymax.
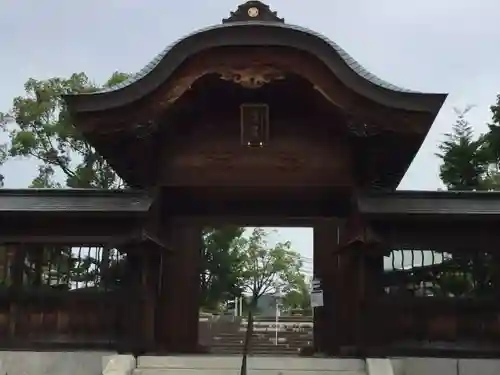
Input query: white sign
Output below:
<box><xmin>311</xmin><ymin>277</ymin><xmax>323</xmax><ymax>307</ymax></box>
<box><xmin>311</xmin><ymin>291</ymin><xmax>324</xmax><ymax>307</ymax></box>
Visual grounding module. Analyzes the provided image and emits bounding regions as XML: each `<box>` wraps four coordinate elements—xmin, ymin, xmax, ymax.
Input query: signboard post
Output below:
<box><xmin>311</xmin><ymin>278</ymin><xmax>324</xmax><ymax>308</ymax></box>
<box><xmin>274</xmin><ymin>286</ymin><xmax>282</xmax><ymax>346</ymax></box>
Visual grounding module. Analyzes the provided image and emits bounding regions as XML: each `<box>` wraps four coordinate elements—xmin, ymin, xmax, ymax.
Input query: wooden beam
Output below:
<box><xmin>0</xmin><ymin>235</ymin><xmax>133</xmax><ymax>245</ymax></box>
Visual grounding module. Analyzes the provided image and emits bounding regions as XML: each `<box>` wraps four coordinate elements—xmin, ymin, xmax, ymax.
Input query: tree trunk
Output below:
<box><xmin>240</xmin><ymin>296</ymin><xmax>257</xmax><ymax>375</ymax></box>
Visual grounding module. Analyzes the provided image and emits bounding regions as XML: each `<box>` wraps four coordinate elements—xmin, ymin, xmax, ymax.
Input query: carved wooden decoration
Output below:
<box><xmin>219</xmin><ymin>65</ymin><xmax>285</xmax><ymax>89</ymax></box>
<box><xmin>222</xmin><ymin>1</ymin><xmax>284</xmax><ymax>24</ymax></box>
<box><xmin>240</xmin><ymin>103</ymin><xmax>269</xmax><ymax>147</ymax></box>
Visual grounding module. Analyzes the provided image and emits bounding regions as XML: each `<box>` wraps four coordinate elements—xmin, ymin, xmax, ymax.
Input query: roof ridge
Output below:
<box><xmin>73</xmin><ymin>22</ymin><xmax>419</xmax><ymax>96</ymax></box>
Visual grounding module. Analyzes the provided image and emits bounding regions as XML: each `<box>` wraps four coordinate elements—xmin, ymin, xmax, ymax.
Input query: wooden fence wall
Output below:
<box><xmin>362</xmin><ymin>246</ymin><xmax>500</xmax><ymax>357</ymax></box>
<box><xmin>0</xmin><ymin>244</ymin><xmax>126</xmax><ymax>350</ymax></box>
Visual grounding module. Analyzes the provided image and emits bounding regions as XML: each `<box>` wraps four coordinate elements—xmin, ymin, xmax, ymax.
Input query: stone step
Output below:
<box><xmin>212</xmin><ymin>338</ymin><xmax>312</xmax><ymax>343</ymax></box>
<box><xmin>210</xmin><ymin>349</ymin><xmax>301</xmax><ymax>355</ymax></box>
<box><xmin>234</xmin><ymin>322</ymin><xmax>314</xmax><ymax>328</ymax></box>
<box><xmin>210</xmin><ymin>342</ymin><xmax>311</xmax><ymax>346</ymax></box>
<box><xmin>209</xmin><ymin>352</ymin><xmax>302</xmax><ymax>357</ymax></box>
<box><xmin>210</xmin><ymin>348</ymin><xmax>300</xmax><ymax>352</ymax></box>
<box><xmin>254</xmin><ymin>317</ymin><xmax>313</xmax><ymax>322</ymax></box>
<box><xmin>210</xmin><ymin>338</ymin><xmax>311</xmax><ymax>345</ymax></box>
<box><xmin>248</xmin><ymin>329</ymin><xmax>314</xmax><ymax>332</ymax></box>
<box><xmin>134</xmin><ymin>356</ymin><xmax>366</xmax><ymax>375</ymax></box>
<box><xmin>214</xmin><ymin>337</ymin><xmax>312</xmax><ymax>340</ymax></box>
<box><xmin>134</xmin><ymin>370</ymin><xmax>365</xmax><ymax>375</ymax></box>
<box><xmin>236</xmin><ymin>326</ymin><xmax>313</xmax><ymax>329</ymax></box>
<box><xmin>209</xmin><ymin>343</ymin><xmax>310</xmax><ymax>349</ymax></box>
<box><xmin>214</xmin><ymin>333</ymin><xmax>313</xmax><ymax>338</ymax></box>
<box><xmin>209</xmin><ymin>349</ymin><xmax>307</xmax><ymax>354</ymax></box>
<box><xmin>233</xmin><ymin>327</ymin><xmax>313</xmax><ymax>330</ymax></box>
<box><xmin>209</xmin><ymin>347</ymin><xmax>308</xmax><ymax>353</ymax></box>
<box><xmin>211</xmin><ymin>340</ymin><xmax>311</xmax><ymax>345</ymax></box>
<box><xmin>209</xmin><ymin>349</ymin><xmax>304</xmax><ymax>354</ymax></box>
<box><xmin>210</xmin><ymin>345</ymin><xmax>299</xmax><ymax>351</ymax></box>
<box><xmin>212</xmin><ymin>336</ymin><xmax>312</xmax><ymax>341</ymax></box>
<box><xmin>219</xmin><ymin>334</ymin><xmax>314</xmax><ymax>335</ymax></box>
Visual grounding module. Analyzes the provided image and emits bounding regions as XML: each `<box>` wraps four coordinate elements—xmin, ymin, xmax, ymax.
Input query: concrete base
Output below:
<box><xmin>366</xmin><ymin>358</ymin><xmax>394</xmax><ymax>375</ymax></box>
<box><xmin>0</xmin><ymin>351</ymin><xmax>498</xmax><ymax>375</ymax></box>
<box><xmin>103</xmin><ymin>355</ymin><xmax>136</xmax><ymax>375</ymax></box>
<box><xmin>391</xmin><ymin>357</ymin><xmax>500</xmax><ymax>375</ymax></box>
<box><xmin>0</xmin><ymin>351</ymin><xmax>113</xmax><ymax>375</ymax></box>
<box><xmin>135</xmin><ymin>356</ymin><xmax>367</xmax><ymax>375</ymax></box>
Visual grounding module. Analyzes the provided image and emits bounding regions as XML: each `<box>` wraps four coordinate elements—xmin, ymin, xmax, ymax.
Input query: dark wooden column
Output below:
<box><xmin>358</xmin><ymin>249</ymin><xmax>385</xmax><ymax>353</ymax></box>
<box><xmin>334</xmin><ymin>245</ymin><xmax>362</xmax><ymax>353</ymax></box>
<box><xmin>141</xmin><ymin>248</ymin><xmax>162</xmax><ymax>353</ymax></box>
<box><xmin>313</xmin><ymin>218</ymin><xmax>341</xmax><ymax>355</ymax></box>
<box><xmin>116</xmin><ymin>238</ymin><xmax>163</xmax><ymax>355</ymax></box>
<box><xmin>117</xmin><ymin>247</ymin><xmax>143</xmax><ymax>354</ymax></box>
<box><xmin>158</xmin><ymin>218</ymin><xmax>202</xmax><ymax>353</ymax></box>
<box><xmin>336</xmin><ymin>214</ymin><xmax>385</xmax><ymax>355</ymax></box>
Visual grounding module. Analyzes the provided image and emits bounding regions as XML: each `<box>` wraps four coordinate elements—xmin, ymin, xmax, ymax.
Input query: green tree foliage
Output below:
<box><xmin>437</xmin><ymin>99</ymin><xmax>500</xmax><ymax>191</ymax></box>
<box><xmin>430</xmin><ymin>253</ymin><xmax>496</xmax><ymax>298</ymax></box>
<box><xmin>0</xmin><ymin>143</ymin><xmax>6</xmax><ymax>187</ymax></box>
<box><xmin>201</xmin><ymin>226</ymin><xmax>245</xmax><ymax>311</ymax></box>
<box><xmin>237</xmin><ymin>228</ymin><xmax>305</xmax><ymax>300</ymax></box>
<box><xmin>436</xmin><ymin>107</ymin><xmax>490</xmax><ymax>190</ymax></box>
<box><xmin>0</xmin><ymin>72</ymin><xmax>130</xmax><ymax>188</ymax></box>
<box><xmin>282</xmin><ymin>276</ymin><xmax>311</xmax><ymax>314</ymax></box>
<box><xmin>482</xmin><ymin>94</ymin><xmax>500</xmax><ymax>189</ymax></box>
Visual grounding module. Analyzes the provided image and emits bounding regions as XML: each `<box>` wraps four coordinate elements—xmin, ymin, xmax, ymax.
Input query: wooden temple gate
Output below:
<box><xmin>2</xmin><ymin>189</ymin><xmax>500</xmax><ymax>356</ymax></box>
<box><xmin>3</xmin><ymin>0</ymin><xmax>500</xmax><ymax>358</ymax></box>
<box><xmin>0</xmin><ymin>189</ymin><xmax>345</xmax><ymax>354</ymax></box>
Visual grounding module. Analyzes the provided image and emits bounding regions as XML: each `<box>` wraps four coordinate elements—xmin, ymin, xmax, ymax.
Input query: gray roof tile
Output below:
<box><xmin>0</xmin><ymin>189</ymin><xmax>151</xmax><ymax>213</ymax></box>
<box><xmin>358</xmin><ymin>191</ymin><xmax>500</xmax><ymax>216</ymax></box>
<box><xmin>96</xmin><ymin>21</ymin><xmax>418</xmax><ymax>95</ymax></box>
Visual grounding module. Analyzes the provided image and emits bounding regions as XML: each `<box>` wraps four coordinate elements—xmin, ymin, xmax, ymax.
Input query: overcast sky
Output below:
<box><xmin>1</xmin><ymin>0</ymin><xmax>499</xmax><ymax>262</ymax></box>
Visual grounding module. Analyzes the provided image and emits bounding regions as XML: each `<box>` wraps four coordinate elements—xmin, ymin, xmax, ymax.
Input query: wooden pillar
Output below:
<box><xmin>313</xmin><ymin>218</ymin><xmax>340</xmax><ymax>355</ymax></box>
<box><xmin>335</xmin><ymin>246</ymin><xmax>362</xmax><ymax>351</ymax></box>
<box><xmin>336</xmin><ymin>215</ymin><xmax>385</xmax><ymax>355</ymax></box>
<box><xmin>115</xmin><ymin>241</ymin><xmax>162</xmax><ymax>355</ymax></box>
<box><xmin>117</xmin><ymin>249</ymin><xmax>143</xmax><ymax>354</ymax></box>
<box><xmin>158</xmin><ymin>218</ymin><xmax>202</xmax><ymax>353</ymax></box>
<box><xmin>358</xmin><ymin>251</ymin><xmax>385</xmax><ymax>352</ymax></box>
<box><xmin>141</xmin><ymin>249</ymin><xmax>162</xmax><ymax>352</ymax></box>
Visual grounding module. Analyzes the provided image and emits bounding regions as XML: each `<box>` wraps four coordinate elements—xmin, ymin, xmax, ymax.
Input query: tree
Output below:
<box><xmin>0</xmin><ymin>72</ymin><xmax>130</xmax><ymax>189</ymax></box>
<box><xmin>437</xmin><ymin>101</ymin><xmax>500</xmax><ymax>191</ymax></box>
<box><xmin>235</xmin><ymin>227</ymin><xmax>304</xmax><ymax>370</ymax></box>
<box><xmin>282</xmin><ymin>276</ymin><xmax>311</xmax><ymax>314</ymax></box>
<box><xmin>0</xmin><ymin>143</ymin><xmax>6</xmax><ymax>187</ymax></box>
<box><xmin>436</xmin><ymin>107</ymin><xmax>490</xmax><ymax>190</ymax></box>
<box><xmin>482</xmin><ymin>95</ymin><xmax>500</xmax><ymax>190</ymax></box>
<box><xmin>238</xmin><ymin>228</ymin><xmax>305</xmax><ymax>301</ymax></box>
<box><xmin>200</xmin><ymin>226</ymin><xmax>245</xmax><ymax>311</ymax></box>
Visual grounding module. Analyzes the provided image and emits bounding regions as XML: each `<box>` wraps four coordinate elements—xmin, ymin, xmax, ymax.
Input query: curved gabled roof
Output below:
<box><xmin>64</xmin><ymin>2</ymin><xmax>447</xmax><ymax>115</ymax></box>
<box><xmin>98</xmin><ymin>21</ymin><xmax>417</xmax><ymax>95</ymax></box>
